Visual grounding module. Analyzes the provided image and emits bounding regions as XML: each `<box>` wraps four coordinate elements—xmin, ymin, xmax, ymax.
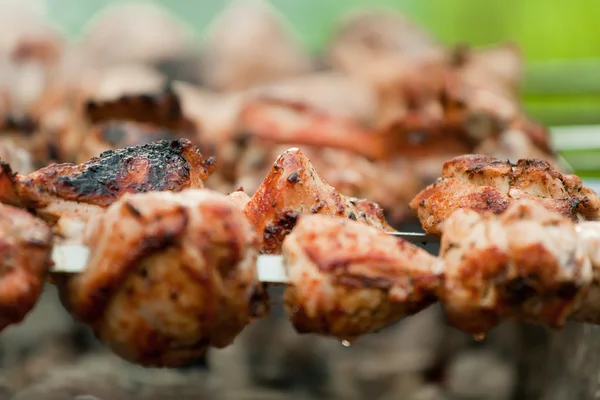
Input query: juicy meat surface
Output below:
<box><xmin>0</xmin><ymin>203</ymin><xmax>52</xmax><ymax>332</ymax></box>
<box><xmin>234</xmin><ymin>138</ymin><xmax>420</xmax><ymax>225</ymax></box>
<box><xmin>56</xmin><ymin>189</ymin><xmax>268</xmax><ymax>367</ymax></box>
<box><xmin>282</xmin><ymin>214</ymin><xmax>443</xmax><ymax>341</ymax></box>
<box><xmin>440</xmin><ymin>200</ymin><xmax>592</xmax><ymax>335</ymax></box>
<box><xmin>0</xmin><ymin>138</ymin><xmax>216</xmax><ymax>223</ymax></box>
<box><xmin>243</xmin><ymin>147</ymin><xmax>395</xmax><ymax>254</ymax></box>
<box><xmin>411</xmin><ymin>154</ymin><xmax>600</xmax><ymax>235</ymax></box>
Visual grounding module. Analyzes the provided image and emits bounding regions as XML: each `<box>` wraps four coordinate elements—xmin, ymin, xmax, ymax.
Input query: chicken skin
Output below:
<box><xmin>440</xmin><ymin>200</ymin><xmax>592</xmax><ymax>335</ymax></box>
<box><xmin>411</xmin><ymin>154</ymin><xmax>600</xmax><ymax>235</ymax></box>
<box><xmin>0</xmin><ymin>138</ymin><xmax>216</xmax><ymax>223</ymax></box>
<box><xmin>243</xmin><ymin>147</ymin><xmax>394</xmax><ymax>254</ymax></box>
<box><xmin>56</xmin><ymin>189</ymin><xmax>268</xmax><ymax>367</ymax></box>
<box><xmin>281</xmin><ymin>214</ymin><xmax>443</xmax><ymax>341</ymax></box>
<box><xmin>0</xmin><ymin>203</ymin><xmax>52</xmax><ymax>332</ymax></box>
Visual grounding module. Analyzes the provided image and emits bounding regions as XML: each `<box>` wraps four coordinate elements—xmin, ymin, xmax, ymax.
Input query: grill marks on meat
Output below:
<box><xmin>0</xmin><ymin>204</ymin><xmax>52</xmax><ymax>332</ymax></box>
<box><xmin>281</xmin><ymin>214</ymin><xmax>443</xmax><ymax>341</ymax></box>
<box><xmin>410</xmin><ymin>154</ymin><xmax>600</xmax><ymax>235</ymax></box>
<box><xmin>56</xmin><ymin>189</ymin><xmax>267</xmax><ymax>367</ymax></box>
<box><xmin>0</xmin><ymin>139</ymin><xmax>216</xmax><ymax>222</ymax></box>
<box><xmin>440</xmin><ymin>200</ymin><xmax>592</xmax><ymax>335</ymax></box>
<box><xmin>243</xmin><ymin>147</ymin><xmax>394</xmax><ymax>254</ymax></box>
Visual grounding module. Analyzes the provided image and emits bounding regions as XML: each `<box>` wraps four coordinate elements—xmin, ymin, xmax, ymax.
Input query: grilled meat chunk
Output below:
<box><xmin>56</xmin><ymin>189</ymin><xmax>268</xmax><ymax>367</ymax></box>
<box><xmin>243</xmin><ymin>147</ymin><xmax>394</xmax><ymax>254</ymax></box>
<box><xmin>411</xmin><ymin>154</ymin><xmax>600</xmax><ymax>235</ymax></box>
<box><xmin>0</xmin><ymin>139</ymin><xmax>216</xmax><ymax>223</ymax></box>
<box><xmin>0</xmin><ymin>203</ymin><xmax>52</xmax><ymax>332</ymax></box>
<box><xmin>440</xmin><ymin>200</ymin><xmax>592</xmax><ymax>335</ymax></box>
<box><xmin>282</xmin><ymin>214</ymin><xmax>443</xmax><ymax>341</ymax></box>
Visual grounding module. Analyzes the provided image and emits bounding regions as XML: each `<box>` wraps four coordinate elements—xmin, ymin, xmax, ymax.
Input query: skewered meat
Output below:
<box><xmin>234</xmin><ymin>138</ymin><xmax>420</xmax><ymax>225</ymax></box>
<box><xmin>0</xmin><ymin>139</ymin><xmax>215</xmax><ymax>223</ymax></box>
<box><xmin>440</xmin><ymin>200</ymin><xmax>592</xmax><ymax>335</ymax></box>
<box><xmin>410</xmin><ymin>154</ymin><xmax>600</xmax><ymax>235</ymax></box>
<box><xmin>0</xmin><ymin>203</ymin><xmax>52</xmax><ymax>332</ymax></box>
<box><xmin>55</xmin><ymin>189</ymin><xmax>268</xmax><ymax>367</ymax></box>
<box><xmin>243</xmin><ymin>147</ymin><xmax>394</xmax><ymax>254</ymax></box>
<box><xmin>282</xmin><ymin>214</ymin><xmax>443</xmax><ymax>341</ymax></box>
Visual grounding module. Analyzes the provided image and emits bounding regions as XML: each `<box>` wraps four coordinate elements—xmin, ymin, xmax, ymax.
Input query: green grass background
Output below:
<box><xmin>43</xmin><ymin>0</ymin><xmax>600</xmax><ymax>174</ymax></box>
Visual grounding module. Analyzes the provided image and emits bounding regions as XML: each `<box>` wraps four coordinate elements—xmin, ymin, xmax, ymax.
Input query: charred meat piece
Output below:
<box><xmin>0</xmin><ymin>203</ymin><xmax>52</xmax><ymax>332</ymax></box>
<box><xmin>440</xmin><ymin>200</ymin><xmax>592</xmax><ymax>335</ymax></box>
<box><xmin>84</xmin><ymin>86</ymin><xmax>198</xmax><ymax>137</ymax></box>
<box><xmin>0</xmin><ymin>139</ymin><xmax>216</xmax><ymax>223</ymax></box>
<box><xmin>410</xmin><ymin>154</ymin><xmax>600</xmax><ymax>235</ymax></box>
<box><xmin>56</xmin><ymin>189</ymin><xmax>268</xmax><ymax>367</ymax></box>
<box><xmin>243</xmin><ymin>148</ymin><xmax>394</xmax><ymax>254</ymax></box>
<box><xmin>282</xmin><ymin>214</ymin><xmax>443</xmax><ymax>341</ymax></box>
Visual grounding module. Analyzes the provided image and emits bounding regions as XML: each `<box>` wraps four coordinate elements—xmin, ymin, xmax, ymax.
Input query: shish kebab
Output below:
<box><xmin>50</xmin><ymin>232</ymin><xmax>439</xmax><ymax>280</ymax></box>
<box><xmin>2</xmin><ymin>138</ymin><xmax>600</xmax><ymax>367</ymax></box>
<box><xmin>42</xmin><ymin>148</ymin><xmax>598</xmax><ymax>348</ymax></box>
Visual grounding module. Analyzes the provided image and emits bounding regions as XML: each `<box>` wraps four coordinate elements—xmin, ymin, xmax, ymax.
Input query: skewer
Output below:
<box><xmin>49</xmin><ymin>231</ymin><xmax>440</xmax><ymax>282</ymax></box>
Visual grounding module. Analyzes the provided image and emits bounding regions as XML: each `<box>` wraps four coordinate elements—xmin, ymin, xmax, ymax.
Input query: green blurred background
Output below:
<box><xmin>42</xmin><ymin>0</ymin><xmax>600</xmax><ymax>173</ymax></box>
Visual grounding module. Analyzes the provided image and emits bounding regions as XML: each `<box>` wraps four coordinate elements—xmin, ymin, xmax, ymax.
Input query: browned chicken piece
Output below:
<box><xmin>56</xmin><ymin>189</ymin><xmax>269</xmax><ymax>367</ymax></box>
<box><xmin>410</xmin><ymin>154</ymin><xmax>600</xmax><ymax>235</ymax></box>
<box><xmin>243</xmin><ymin>147</ymin><xmax>395</xmax><ymax>254</ymax></box>
<box><xmin>0</xmin><ymin>203</ymin><xmax>52</xmax><ymax>332</ymax></box>
<box><xmin>200</xmin><ymin>0</ymin><xmax>312</xmax><ymax>92</ymax></box>
<box><xmin>282</xmin><ymin>214</ymin><xmax>443</xmax><ymax>341</ymax></box>
<box><xmin>235</xmin><ymin>138</ymin><xmax>420</xmax><ymax>225</ymax></box>
<box><xmin>0</xmin><ymin>139</ymin><xmax>215</xmax><ymax>224</ymax></box>
<box><xmin>440</xmin><ymin>200</ymin><xmax>592</xmax><ymax>335</ymax></box>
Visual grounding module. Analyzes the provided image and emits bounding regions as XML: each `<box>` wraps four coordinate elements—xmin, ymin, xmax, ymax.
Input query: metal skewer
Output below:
<box><xmin>49</xmin><ymin>231</ymin><xmax>440</xmax><ymax>283</ymax></box>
